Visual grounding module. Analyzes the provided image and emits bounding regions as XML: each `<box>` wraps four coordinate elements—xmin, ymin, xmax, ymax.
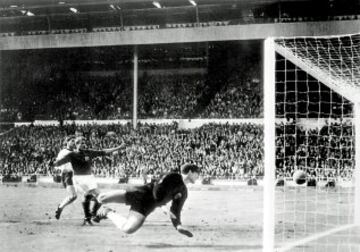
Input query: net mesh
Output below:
<box><xmin>275</xmin><ymin>34</ymin><xmax>360</xmax><ymax>101</ymax></box>
<box><xmin>273</xmin><ymin>33</ymin><xmax>360</xmax><ymax>251</ymax></box>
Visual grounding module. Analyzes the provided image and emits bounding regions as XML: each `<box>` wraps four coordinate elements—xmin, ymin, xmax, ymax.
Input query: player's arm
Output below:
<box><xmin>102</xmin><ymin>142</ymin><xmax>126</xmax><ymax>154</ymax></box>
<box><xmin>83</xmin><ymin>142</ymin><xmax>126</xmax><ymax>158</ymax></box>
<box><xmin>54</xmin><ymin>152</ymin><xmax>72</xmax><ymax>167</ymax></box>
<box><xmin>169</xmin><ymin>190</ymin><xmax>193</xmax><ymax>237</ymax></box>
<box><xmin>161</xmin><ymin>204</ymin><xmax>192</xmax><ymax>237</ymax></box>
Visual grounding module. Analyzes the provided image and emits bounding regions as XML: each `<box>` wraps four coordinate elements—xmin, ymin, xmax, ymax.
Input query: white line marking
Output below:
<box><xmin>277</xmin><ymin>224</ymin><xmax>358</xmax><ymax>252</ymax></box>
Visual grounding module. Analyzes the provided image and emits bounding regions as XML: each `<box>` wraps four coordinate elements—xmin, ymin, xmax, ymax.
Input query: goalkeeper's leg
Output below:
<box><xmin>96</xmin><ymin>190</ymin><xmax>147</xmax><ymax>234</ymax></box>
<box><xmin>97</xmin><ymin>206</ymin><xmax>146</xmax><ymax>234</ymax></box>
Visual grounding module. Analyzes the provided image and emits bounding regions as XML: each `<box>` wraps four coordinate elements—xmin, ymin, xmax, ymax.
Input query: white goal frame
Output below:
<box><xmin>262</xmin><ymin>36</ymin><xmax>360</xmax><ymax>252</ymax></box>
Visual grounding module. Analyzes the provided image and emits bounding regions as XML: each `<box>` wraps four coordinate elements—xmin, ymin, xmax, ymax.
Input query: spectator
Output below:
<box><xmin>0</xmin><ymin>123</ymin><xmax>264</xmax><ymax>180</ymax></box>
<box><xmin>275</xmin><ymin>120</ymin><xmax>354</xmax><ymax>181</ymax></box>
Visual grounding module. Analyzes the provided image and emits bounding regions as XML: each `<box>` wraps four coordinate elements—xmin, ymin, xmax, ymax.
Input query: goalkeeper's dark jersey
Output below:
<box><xmin>125</xmin><ymin>172</ymin><xmax>188</xmax><ymax>228</ymax></box>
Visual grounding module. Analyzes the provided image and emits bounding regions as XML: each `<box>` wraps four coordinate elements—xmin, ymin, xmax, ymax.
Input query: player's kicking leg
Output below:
<box><xmin>73</xmin><ymin>175</ymin><xmax>100</xmax><ymax>225</ymax></box>
<box><xmin>55</xmin><ymin>185</ymin><xmax>77</xmax><ymax>219</ymax></box>
<box><xmin>55</xmin><ymin>172</ymin><xmax>77</xmax><ymax>220</ymax></box>
<box><xmin>94</xmin><ymin>190</ymin><xmax>127</xmax><ymax>222</ymax></box>
<box><xmin>97</xmin><ymin>207</ymin><xmax>146</xmax><ymax>234</ymax></box>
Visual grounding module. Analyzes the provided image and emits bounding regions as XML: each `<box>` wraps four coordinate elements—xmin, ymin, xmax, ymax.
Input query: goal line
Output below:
<box><xmin>277</xmin><ymin>223</ymin><xmax>357</xmax><ymax>252</ymax></box>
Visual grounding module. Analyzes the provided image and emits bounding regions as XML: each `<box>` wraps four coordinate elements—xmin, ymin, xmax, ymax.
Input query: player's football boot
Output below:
<box><xmin>92</xmin><ymin>215</ymin><xmax>101</xmax><ymax>223</ymax></box>
<box><xmin>55</xmin><ymin>205</ymin><xmax>63</xmax><ymax>220</ymax></box>
<box><xmin>82</xmin><ymin>217</ymin><xmax>93</xmax><ymax>226</ymax></box>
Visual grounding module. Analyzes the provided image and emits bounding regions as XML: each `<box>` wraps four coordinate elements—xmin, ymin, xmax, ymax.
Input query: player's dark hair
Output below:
<box><xmin>181</xmin><ymin>163</ymin><xmax>200</xmax><ymax>174</ymax></box>
<box><xmin>75</xmin><ymin>136</ymin><xmax>86</xmax><ymax>145</ymax></box>
<box><xmin>63</xmin><ymin>135</ymin><xmax>75</xmax><ymax>146</ymax></box>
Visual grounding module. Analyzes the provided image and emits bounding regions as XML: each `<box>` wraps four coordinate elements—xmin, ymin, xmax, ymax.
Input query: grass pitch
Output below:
<box><xmin>0</xmin><ymin>184</ymin><xmax>263</xmax><ymax>252</ymax></box>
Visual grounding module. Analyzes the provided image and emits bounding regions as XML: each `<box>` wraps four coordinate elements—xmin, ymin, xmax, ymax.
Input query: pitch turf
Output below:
<box><xmin>0</xmin><ymin>184</ymin><xmax>263</xmax><ymax>252</ymax></box>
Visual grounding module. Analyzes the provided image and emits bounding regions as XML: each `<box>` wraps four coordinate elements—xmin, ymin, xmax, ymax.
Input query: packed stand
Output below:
<box><xmin>201</xmin><ymin>78</ymin><xmax>262</xmax><ymax>118</ymax></box>
<box><xmin>1</xmin><ymin>70</ymin><xmax>264</xmax><ymax>121</ymax></box>
<box><xmin>67</xmin><ymin>74</ymin><xmax>133</xmax><ymax>120</ymax></box>
<box><xmin>138</xmin><ymin>74</ymin><xmax>206</xmax><ymax>118</ymax></box>
<box><xmin>0</xmin><ymin>123</ymin><xmax>264</xmax><ymax>180</ymax></box>
<box><xmin>201</xmin><ymin>59</ymin><xmax>263</xmax><ymax>118</ymax></box>
<box><xmin>276</xmin><ymin>120</ymin><xmax>354</xmax><ymax>181</ymax></box>
<box><xmin>1</xmin><ymin>121</ymin><xmax>354</xmax><ymax>182</ymax></box>
<box><xmin>0</xmin><ymin>73</ymin><xmax>133</xmax><ymax>121</ymax></box>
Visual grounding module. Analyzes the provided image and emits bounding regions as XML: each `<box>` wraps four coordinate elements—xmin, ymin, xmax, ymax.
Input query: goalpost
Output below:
<box><xmin>263</xmin><ymin>33</ymin><xmax>360</xmax><ymax>252</ymax></box>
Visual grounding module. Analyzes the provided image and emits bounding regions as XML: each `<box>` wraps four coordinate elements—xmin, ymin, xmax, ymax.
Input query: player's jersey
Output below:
<box><xmin>153</xmin><ymin>173</ymin><xmax>188</xmax><ymax>227</ymax></box>
<box><xmin>54</xmin><ymin>149</ymin><xmax>107</xmax><ymax>175</ymax></box>
<box><xmin>55</xmin><ymin>149</ymin><xmax>73</xmax><ymax>172</ymax></box>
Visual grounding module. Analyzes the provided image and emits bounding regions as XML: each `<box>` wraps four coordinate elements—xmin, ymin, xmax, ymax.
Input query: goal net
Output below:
<box><xmin>263</xmin><ymin>33</ymin><xmax>360</xmax><ymax>252</ymax></box>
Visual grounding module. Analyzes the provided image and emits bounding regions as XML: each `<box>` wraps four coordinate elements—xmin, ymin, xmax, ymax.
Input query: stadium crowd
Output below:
<box><xmin>201</xmin><ymin>78</ymin><xmax>262</xmax><ymax>118</ymax></box>
<box><xmin>0</xmin><ymin>73</ymin><xmax>133</xmax><ymax>122</ymax></box>
<box><xmin>0</xmin><ymin>50</ymin><xmax>355</xmax><ymax>182</ymax></box>
<box><xmin>138</xmin><ymin>74</ymin><xmax>206</xmax><ymax>118</ymax></box>
<box><xmin>0</xmin><ymin>119</ymin><xmax>354</xmax><ymax>181</ymax></box>
<box><xmin>0</xmin><ymin>70</ymin><xmax>262</xmax><ymax>121</ymax></box>
<box><xmin>201</xmin><ymin>60</ymin><xmax>262</xmax><ymax>118</ymax></box>
<box><xmin>0</xmin><ymin>123</ymin><xmax>264</xmax><ymax>180</ymax></box>
<box><xmin>276</xmin><ymin>120</ymin><xmax>354</xmax><ymax>181</ymax></box>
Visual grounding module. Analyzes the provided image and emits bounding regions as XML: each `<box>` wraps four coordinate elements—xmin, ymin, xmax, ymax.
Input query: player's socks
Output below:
<box><xmin>55</xmin><ymin>205</ymin><xmax>63</xmax><ymax>220</ymax></box>
<box><xmin>91</xmin><ymin>201</ymin><xmax>102</xmax><ymax>223</ymax></box>
<box><xmin>82</xmin><ymin>200</ymin><xmax>92</xmax><ymax>226</ymax></box>
<box><xmin>92</xmin><ymin>201</ymin><xmax>102</xmax><ymax>216</ymax></box>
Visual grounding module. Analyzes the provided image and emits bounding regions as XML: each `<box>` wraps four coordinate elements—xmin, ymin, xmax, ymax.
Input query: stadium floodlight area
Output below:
<box><xmin>263</xmin><ymin>33</ymin><xmax>360</xmax><ymax>252</ymax></box>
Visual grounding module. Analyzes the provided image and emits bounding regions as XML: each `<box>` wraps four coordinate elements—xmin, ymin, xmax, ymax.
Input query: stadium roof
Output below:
<box><xmin>0</xmin><ymin>0</ymin><xmax>315</xmax><ymax>17</ymax></box>
<box><xmin>1</xmin><ymin>0</ymin><xmax>357</xmax><ymax>34</ymax></box>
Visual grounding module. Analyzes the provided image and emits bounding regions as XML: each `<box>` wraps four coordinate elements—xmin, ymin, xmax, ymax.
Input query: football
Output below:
<box><xmin>293</xmin><ymin>170</ymin><xmax>307</xmax><ymax>185</ymax></box>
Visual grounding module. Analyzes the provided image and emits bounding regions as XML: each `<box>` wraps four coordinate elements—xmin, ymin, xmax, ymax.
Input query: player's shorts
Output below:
<box><xmin>73</xmin><ymin>174</ymin><xmax>98</xmax><ymax>193</ymax></box>
<box><xmin>125</xmin><ymin>184</ymin><xmax>157</xmax><ymax>217</ymax></box>
<box><xmin>61</xmin><ymin>170</ymin><xmax>74</xmax><ymax>188</ymax></box>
